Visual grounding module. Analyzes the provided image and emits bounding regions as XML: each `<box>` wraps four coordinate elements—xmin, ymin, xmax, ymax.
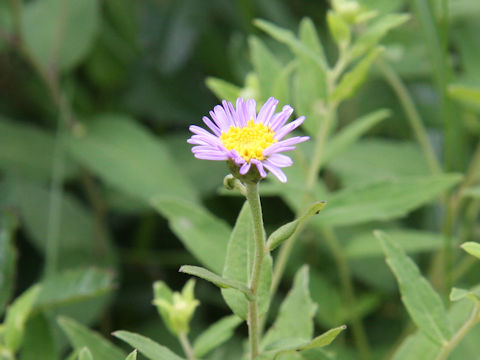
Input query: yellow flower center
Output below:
<box><xmin>220</xmin><ymin>119</ymin><xmax>277</xmax><ymax>162</ymax></box>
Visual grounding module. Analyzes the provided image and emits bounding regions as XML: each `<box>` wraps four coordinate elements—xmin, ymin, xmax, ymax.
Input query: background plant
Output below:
<box><xmin>1</xmin><ymin>0</ymin><xmax>480</xmax><ymax>359</ymax></box>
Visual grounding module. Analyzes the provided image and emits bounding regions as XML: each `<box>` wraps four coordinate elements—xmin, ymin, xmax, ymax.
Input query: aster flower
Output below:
<box><xmin>188</xmin><ymin>97</ymin><xmax>309</xmax><ymax>183</ymax></box>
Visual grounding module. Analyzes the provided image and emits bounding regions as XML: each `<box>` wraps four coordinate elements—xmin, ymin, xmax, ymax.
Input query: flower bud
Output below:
<box><xmin>153</xmin><ymin>279</ymin><xmax>199</xmax><ymax>335</ymax></box>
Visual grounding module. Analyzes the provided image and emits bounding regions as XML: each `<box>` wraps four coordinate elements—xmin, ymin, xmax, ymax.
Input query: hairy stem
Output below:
<box><xmin>245</xmin><ymin>182</ymin><xmax>266</xmax><ymax>360</ymax></box>
<box><xmin>436</xmin><ymin>303</ymin><xmax>479</xmax><ymax>360</ymax></box>
<box><xmin>178</xmin><ymin>332</ymin><xmax>197</xmax><ymax>360</ymax></box>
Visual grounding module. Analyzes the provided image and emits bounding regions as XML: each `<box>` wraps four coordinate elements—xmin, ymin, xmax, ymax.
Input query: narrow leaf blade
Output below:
<box><xmin>113</xmin><ymin>331</ymin><xmax>185</xmax><ymax>360</ymax></box>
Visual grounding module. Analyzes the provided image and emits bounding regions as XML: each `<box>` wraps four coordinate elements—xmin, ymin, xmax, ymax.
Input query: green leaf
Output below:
<box><xmin>179</xmin><ymin>265</ymin><xmax>253</xmax><ymax>301</ymax></box>
<box><xmin>192</xmin><ymin>315</ymin><xmax>243</xmax><ymax>358</ymax></box>
<box><xmin>461</xmin><ymin>242</ymin><xmax>480</xmax><ymax>260</ymax></box>
<box><xmin>448</xmin><ymin>84</ymin><xmax>480</xmax><ymax>112</ymax></box>
<box><xmin>253</xmin><ymin>19</ymin><xmax>327</xmax><ymax>70</ymax></box>
<box><xmin>316</xmin><ymin>174</ymin><xmax>462</xmax><ymax>227</ymax></box>
<box><xmin>221</xmin><ymin>202</ymin><xmax>272</xmax><ymax>319</ymax></box>
<box><xmin>299</xmin><ymin>325</ymin><xmax>347</xmax><ymax>350</ymax></box>
<box><xmin>266</xmin><ymin>202</ymin><xmax>326</xmax><ymax>251</ymax></box>
<box><xmin>12</xmin><ymin>179</ymin><xmax>116</xmax><ymax>269</ymax></box>
<box><xmin>0</xmin><ymin>118</ymin><xmax>76</xmax><ymax>181</ymax></box>
<box><xmin>345</xmin><ymin>229</ymin><xmax>443</xmax><ymax>258</ymax></box>
<box><xmin>151</xmin><ymin>197</ymin><xmax>229</xmax><ymax>274</ymax></box>
<box><xmin>67</xmin><ymin>115</ymin><xmax>197</xmax><ymax>204</ymax></box>
<box><xmin>261</xmin><ymin>266</ymin><xmax>316</xmax><ymax>349</ymax></box>
<box><xmin>292</xmin><ymin>19</ymin><xmax>328</xmax><ymax>137</ymax></box>
<box><xmin>35</xmin><ymin>268</ymin><xmax>116</xmax><ymax>311</ymax></box>
<box><xmin>351</xmin><ymin>13</ymin><xmax>410</xmax><ymax>59</ymax></box>
<box><xmin>331</xmin><ymin>47</ymin><xmax>382</xmax><ymax>102</ymax></box>
<box><xmin>327</xmin><ymin>11</ymin><xmax>350</xmax><ymax>45</ymax></box>
<box><xmin>113</xmin><ymin>331</ymin><xmax>185</xmax><ymax>360</ymax></box>
<box><xmin>58</xmin><ymin>316</ymin><xmax>126</xmax><ymax>360</ymax></box>
<box><xmin>22</xmin><ymin>0</ymin><xmax>100</xmax><ymax>72</ymax></box>
<box><xmin>462</xmin><ymin>186</ymin><xmax>480</xmax><ymax>199</ymax></box>
<box><xmin>205</xmin><ymin>78</ymin><xmax>242</xmax><ymax>103</ymax></box>
<box><xmin>79</xmin><ymin>347</ymin><xmax>94</xmax><ymax>360</ymax></box>
<box><xmin>322</xmin><ymin>109</ymin><xmax>391</xmax><ymax>166</ymax></box>
<box><xmin>125</xmin><ymin>351</ymin><xmax>137</xmax><ymax>360</ymax></box>
<box><xmin>4</xmin><ymin>285</ymin><xmax>42</xmax><ymax>352</ymax></box>
<box><xmin>21</xmin><ymin>313</ymin><xmax>57</xmax><ymax>360</ymax></box>
<box><xmin>329</xmin><ymin>140</ymin><xmax>430</xmax><ymax>187</ymax></box>
<box><xmin>392</xmin><ymin>332</ymin><xmax>440</xmax><ymax>360</ymax></box>
<box><xmin>376</xmin><ymin>231</ymin><xmax>452</xmax><ymax>345</ymax></box>
<box><xmin>0</xmin><ymin>212</ymin><xmax>17</xmax><ymax>314</ymax></box>
<box><xmin>249</xmin><ymin>36</ymin><xmax>283</xmax><ymax>100</ymax></box>
<box><xmin>449</xmin><ymin>287</ymin><xmax>480</xmax><ymax>302</ymax></box>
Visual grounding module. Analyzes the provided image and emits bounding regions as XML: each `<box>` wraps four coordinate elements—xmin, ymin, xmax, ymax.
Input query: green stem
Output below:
<box><xmin>245</xmin><ymin>182</ymin><xmax>266</xmax><ymax>360</ymax></box>
<box><xmin>178</xmin><ymin>332</ymin><xmax>196</xmax><ymax>360</ymax></box>
<box><xmin>377</xmin><ymin>59</ymin><xmax>442</xmax><ymax>175</ymax></box>
<box><xmin>435</xmin><ymin>303</ymin><xmax>479</xmax><ymax>360</ymax></box>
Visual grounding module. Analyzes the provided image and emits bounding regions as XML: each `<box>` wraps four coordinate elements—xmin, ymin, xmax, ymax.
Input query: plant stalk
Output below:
<box><xmin>178</xmin><ymin>332</ymin><xmax>197</xmax><ymax>360</ymax></box>
<box><xmin>245</xmin><ymin>182</ymin><xmax>267</xmax><ymax>360</ymax></box>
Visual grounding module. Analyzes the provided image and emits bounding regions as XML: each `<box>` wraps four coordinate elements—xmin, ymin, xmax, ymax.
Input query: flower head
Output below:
<box><xmin>188</xmin><ymin>97</ymin><xmax>309</xmax><ymax>183</ymax></box>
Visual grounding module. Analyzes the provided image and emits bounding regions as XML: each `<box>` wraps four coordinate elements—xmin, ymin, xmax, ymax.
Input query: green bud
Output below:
<box><xmin>266</xmin><ymin>201</ymin><xmax>326</xmax><ymax>252</ymax></box>
<box><xmin>327</xmin><ymin>11</ymin><xmax>351</xmax><ymax>47</ymax></box>
<box><xmin>153</xmin><ymin>280</ymin><xmax>200</xmax><ymax>336</ymax></box>
<box><xmin>331</xmin><ymin>0</ymin><xmax>377</xmax><ymax>24</ymax></box>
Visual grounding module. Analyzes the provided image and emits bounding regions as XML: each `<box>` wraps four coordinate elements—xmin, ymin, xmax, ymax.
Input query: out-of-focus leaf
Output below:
<box><xmin>67</xmin><ymin>115</ymin><xmax>197</xmax><ymax>204</ymax></box>
<box><xmin>329</xmin><ymin>140</ymin><xmax>430</xmax><ymax>187</ymax></box>
<box><xmin>21</xmin><ymin>313</ymin><xmax>57</xmax><ymax>360</ymax></box>
<box><xmin>345</xmin><ymin>229</ymin><xmax>443</xmax><ymax>258</ymax></box>
<box><xmin>448</xmin><ymin>84</ymin><xmax>480</xmax><ymax>112</ymax></box>
<box><xmin>192</xmin><ymin>315</ymin><xmax>243</xmax><ymax>358</ymax></box>
<box><xmin>392</xmin><ymin>332</ymin><xmax>440</xmax><ymax>360</ymax></box>
<box><xmin>4</xmin><ymin>285</ymin><xmax>41</xmax><ymax>352</ymax></box>
<box><xmin>461</xmin><ymin>242</ymin><xmax>480</xmax><ymax>260</ymax></box>
<box><xmin>0</xmin><ymin>119</ymin><xmax>76</xmax><ymax>181</ymax></box>
<box><xmin>125</xmin><ymin>350</ymin><xmax>137</xmax><ymax>360</ymax></box>
<box><xmin>0</xmin><ymin>212</ymin><xmax>16</xmax><ymax>314</ymax></box>
<box><xmin>151</xmin><ymin>197</ymin><xmax>229</xmax><ymax>274</ymax></box>
<box><xmin>261</xmin><ymin>266</ymin><xmax>316</xmax><ymax>349</ymax></box>
<box><xmin>205</xmin><ymin>78</ymin><xmax>242</xmax><ymax>103</ymax></box>
<box><xmin>300</xmin><ymin>326</ymin><xmax>347</xmax><ymax>350</ymax></box>
<box><xmin>462</xmin><ymin>186</ymin><xmax>480</xmax><ymax>199</ymax></box>
<box><xmin>293</xmin><ymin>18</ymin><xmax>328</xmax><ymax>137</ymax></box>
<box><xmin>58</xmin><ymin>317</ymin><xmax>125</xmax><ymax>360</ymax></box>
<box><xmin>377</xmin><ymin>231</ymin><xmax>452</xmax><ymax>345</ymax></box>
<box><xmin>35</xmin><ymin>268</ymin><xmax>116</xmax><ymax>311</ymax></box>
<box><xmin>331</xmin><ymin>47</ymin><xmax>382</xmax><ymax>102</ymax></box>
<box><xmin>315</xmin><ymin>174</ymin><xmax>461</xmax><ymax>227</ymax></box>
<box><xmin>449</xmin><ymin>287</ymin><xmax>480</xmax><ymax>302</ymax></box>
<box><xmin>13</xmin><ymin>179</ymin><xmax>116</xmax><ymax>269</ymax></box>
<box><xmin>253</xmin><ymin>19</ymin><xmax>327</xmax><ymax>69</ymax></box>
<box><xmin>79</xmin><ymin>348</ymin><xmax>94</xmax><ymax>360</ymax></box>
<box><xmin>310</xmin><ymin>270</ymin><xmax>343</xmax><ymax>327</ymax></box>
<box><xmin>249</xmin><ymin>36</ymin><xmax>283</xmax><ymax>100</ymax></box>
<box><xmin>322</xmin><ymin>109</ymin><xmax>391</xmax><ymax>165</ymax></box>
<box><xmin>351</xmin><ymin>13</ymin><xmax>410</xmax><ymax>59</ymax></box>
<box><xmin>22</xmin><ymin>0</ymin><xmax>100</xmax><ymax>72</ymax></box>
<box><xmin>179</xmin><ymin>265</ymin><xmax>253</xmax><ymax>300</ymax></box>
<box><xmin>113</xmin><ymin>331</ymin><xmax>185</xmax><ymax>360</ymax></box>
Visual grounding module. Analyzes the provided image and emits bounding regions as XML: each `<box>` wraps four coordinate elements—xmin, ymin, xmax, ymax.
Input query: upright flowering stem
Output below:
<box><xmin>245</xmin><ymin>181</ymin><xmax>266</xmax><ymax>360</ymax></box>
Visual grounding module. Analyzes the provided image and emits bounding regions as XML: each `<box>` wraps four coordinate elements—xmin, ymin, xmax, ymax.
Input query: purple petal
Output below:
<box><xmin>194</xmin><ymin>153</ymin><xmax>229</xmax><ymax>160</ymax></box>
<box><xmin>263</xmin><ymin>136</ymin><xmax>309</xmax><ymax>156</ymax></box>
<box><xmin>224</xmin><ymin>100</ymin><xmax>240</xmax><ymax>127</ymax></box>
<box><xmin>266</xmin><ymin>153</ymin><xmax>293</xmax><ymax>167</ymax></box>
<box><xmin>251</xmin><ymin>159</ymin><xmax>267</xmax><ymax>177</ymax></box>
<box><xmin>257</xmin><ymin>97</ymin><xmax>278</xmax><ymax>125</ymax></box>
<box><xmin>274</xmin><ymin>116</ymin><xmax>305</xmax><ymax>140</ymax></box>
<box><xmin>246</xmin><ymin>99</ymin><xmax>257</xmax><ymax>123</ymax></box>
<box><xmin>213</xmin><ymin>105</ymin><xmax>233</xmax><ymax>130</ymax></box>
<box><xmin>263</xmin><ymin>161</ymin><xmax>287</xmax><ymax>183</ymax></box>
<box><xmin>270</xmin><ymin>105</ymin><xmax>294</xmax><ymax>131</ymax></box>
<box><xmin>235</xmin><ymin>98</ymin><xmax>248</xmax><ymax>127</ymax></box>
<box><xmin>239</xmin><ymin>162</ymin><xmax>251</xmax><ymax>175</ymax></box>
<box><xmin>202</xmin><ymin>116</ymin><xmax>221</xmax><ymax>136</ymax></box>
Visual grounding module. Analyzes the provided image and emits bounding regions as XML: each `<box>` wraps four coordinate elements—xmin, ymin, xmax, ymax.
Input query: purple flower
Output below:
<box><xmin>188</xmin><ymin>97</ymin><xmax>309</xmax><ymax>183</ymax></box>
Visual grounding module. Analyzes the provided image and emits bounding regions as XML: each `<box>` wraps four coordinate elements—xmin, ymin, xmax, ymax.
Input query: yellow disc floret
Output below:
<box><xmin>220</xmin><ymin>119</ymin><xmax>277</xmax><ymax>162</ymax></box>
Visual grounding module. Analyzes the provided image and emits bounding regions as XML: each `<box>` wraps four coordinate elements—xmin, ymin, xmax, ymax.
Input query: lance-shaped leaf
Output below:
<box><xmin>322</xmin><ymin>109</ymin><xmax>391</xmax><ymax>166</ymax></box>
<box><xmin>79</xmin><ymin>347</ymin><xmax>94</xmax><ymax>360</ymax></box>
<box><xmin>266</xmin><ymin>202</ymin><xmax>326</xmax><ymax>251</ymax></box>
<box><xmin>193</xmin><ymin>315</ymin><xmax>243</xmax><ymax>358</ymax></box>
<box><xmin>376</xmin><ymin>231</ymin><xmax>452</xmax><ymax>345</ymax></box>
<box><xmin>261</xmin><ymin>266</ymin><xmax>317</xmax><ymax>349</ymax></box>
<box><xmin>221</xmin><ymin>202</ymin><xmax>272</xmax><ymax>319</ymax></box>
<box><xmin>113</xmin><ymin>331</ymin><xmax>185</xmax><ymax>360</ymax></box>
<box><xmin>461</xmin><ymin>242</ymin><xmax>480</xmax><ymax>260</ymax></box>
<box><xmin>449</xmin><ymin>84</ymin><xmax>480</xmax><ymax>112</ymax></box>
<box><xmin>3</xmin><ymin>285</ymin><xmax>41</xmax><ymax>352</ymax></box>
<box><xmin>151</xmin><ymin>197</ymin><xmax>229</xmax><ymax>274</ymax></box>
<box><xmin>179</xmin><ymin>266</ymin><xmax>253</xmax><ymax>301</ymax></box>
<box><xmin>450</xmin><ymin>287</ymin><xmax>480</xmax><ymax>302</ymax></box>
<box><xmin>206</xmin><ymin>78</ymin><xmax>242</xmax><ymax>103</ymax></box>
<box><xmin>58</xmin><ymin>317</ymin><xmax>126</xmax><ymax>360</ymax></box>
<box><xmin>21</xmin><ymin>313</ymin><xmax>57</xmax><ymax>360</ymax></box>
<box><xmin>125</xmin><ymin>350</ymin><xmax>137</xmax><ymax>360</ymax></box>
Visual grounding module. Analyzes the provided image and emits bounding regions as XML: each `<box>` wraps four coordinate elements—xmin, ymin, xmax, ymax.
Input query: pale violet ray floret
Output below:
<box><xmin>188</xmin><ymin>97</ymin><xmax>309</xmax><ymax>183</ymax></box>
